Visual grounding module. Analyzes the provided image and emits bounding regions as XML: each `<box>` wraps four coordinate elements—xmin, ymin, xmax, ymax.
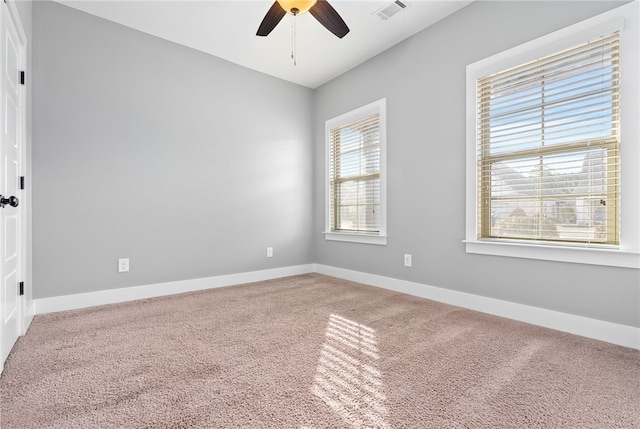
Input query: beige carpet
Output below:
<box><xmin>1</xmin><ymin>274</ymin><xmax>639</xmax><ymax>428</ymax></box>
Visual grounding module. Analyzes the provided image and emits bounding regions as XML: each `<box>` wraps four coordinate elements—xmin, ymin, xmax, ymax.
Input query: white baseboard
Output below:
<box><xmin>35</xmin><ymin>264</ymin><xmax>314</xmax><ymax>315</ymax></box>
<box><xmin>313</xmin><ymin>264</ymin><xmax>640</xmax><ymax>350</ymax></box>
<box><xmin>32</xmin><ymin>263</ymin><xmax>639</xmax><ymax>350</ymax></box>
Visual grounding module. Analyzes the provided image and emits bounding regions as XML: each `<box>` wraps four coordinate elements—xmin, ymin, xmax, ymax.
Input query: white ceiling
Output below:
<box><xmin>54</xmin><ymin>0</ymin><xmax>474</xmax><ymax>88</ymax></box>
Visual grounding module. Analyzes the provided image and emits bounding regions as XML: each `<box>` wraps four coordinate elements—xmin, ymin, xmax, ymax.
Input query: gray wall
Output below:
<box><xmin>33</xmin><ymin>1</ymin><xmax>314</xmax><ymax>298</ymax></box>
<box><xmin>312</xmin><ymin>1</ymin><xmax>640</xmax><ymax>328</ymax></box>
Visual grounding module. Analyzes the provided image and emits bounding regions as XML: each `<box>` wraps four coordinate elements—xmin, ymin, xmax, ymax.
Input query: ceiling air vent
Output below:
<box><xmin>374</xmin><ymin>1</ymin><xmax>410</xmax><ymax>20</ymax></box>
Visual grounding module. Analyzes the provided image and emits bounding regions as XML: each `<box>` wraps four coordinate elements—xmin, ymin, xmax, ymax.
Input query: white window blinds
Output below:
<box><xmin>329</xmin><ymin>113</ymin><xmax>381</xmax><ymax>233</ymax></box>
<box><xmin>477</xmin><ymin>32</ymin><xmax>620</xmax><ymax>245</ymax></box>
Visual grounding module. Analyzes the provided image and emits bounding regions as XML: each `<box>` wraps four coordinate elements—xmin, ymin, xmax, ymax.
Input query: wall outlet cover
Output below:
<box><xmin>404</xmin><ymin>254</ymin><xmax>412</xmax><ymax>267</ymax></box>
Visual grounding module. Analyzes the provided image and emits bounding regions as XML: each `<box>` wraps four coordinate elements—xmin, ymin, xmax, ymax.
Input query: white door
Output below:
<box><xmin>0</xmin><ymin>2</ymin><xmax>24</xmax><ymax>366</ymax></box>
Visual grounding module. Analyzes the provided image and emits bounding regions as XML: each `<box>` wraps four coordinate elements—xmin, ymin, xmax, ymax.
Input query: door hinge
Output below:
<box><xmin>19</xmin><ymin>281</ymin><xmax>24</xmax><ymax>296</ymax></box>
<box><xmin>20</xmin><ymin>71</ymin><xmax>25</xmax><ymax>85</ymax></box>
<box><xmin>20</xmin><ymin>176</ymin><xmax>24</xmax><ymax>190</ymax></box>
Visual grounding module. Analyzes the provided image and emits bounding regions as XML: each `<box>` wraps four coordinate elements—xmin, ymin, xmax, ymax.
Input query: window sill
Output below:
<box><xmin>464</xmin><ymin>239</ymin><xmax>640</xmax><ymax>269</ymax></box>
<box><xmin>324</xmin><ymin>232</ymin><xmax>388</xmax><ymax>246</ymax></box>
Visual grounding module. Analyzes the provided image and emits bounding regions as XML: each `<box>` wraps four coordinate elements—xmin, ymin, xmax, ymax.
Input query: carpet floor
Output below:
<box><xmin>1</xmin><ymin>273</ymin><xmax>638</xmax><ymax>428</ymax></box>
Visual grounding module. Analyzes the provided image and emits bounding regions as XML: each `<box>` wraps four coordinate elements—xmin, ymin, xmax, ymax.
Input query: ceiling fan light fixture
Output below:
<box><xmin>277</xmin><ymin>0</ymin><xmax>318</xmax><ymax>15</ymax></box>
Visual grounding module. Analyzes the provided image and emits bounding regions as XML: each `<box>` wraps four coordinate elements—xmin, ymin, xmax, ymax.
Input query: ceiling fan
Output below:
<box><xmin>256</xmin><ymin>0</ymin><xmax>350</xmax><ymax>39</ymax></box>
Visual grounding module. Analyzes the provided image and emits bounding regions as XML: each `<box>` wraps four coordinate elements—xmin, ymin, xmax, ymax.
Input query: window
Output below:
<box><xmin>479</xmin><ymin>33</ymin><xmax>620</xmax><ymax>245</ymax></box>
<box><xmin>325</xmin><ymin>99</ymin><xmax>387</xmax><ymax>245</ymax></box>
<box><xmin>466</xmin><ymin>3</ymin><xmax>639</xmax><ymax>268</ymax></box>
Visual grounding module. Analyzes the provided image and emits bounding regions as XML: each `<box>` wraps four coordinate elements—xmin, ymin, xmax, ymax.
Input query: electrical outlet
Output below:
<box><xmin>404</xmin><ymin>254</ymin><xmax>412</xmax><ymax>267</ymax></box>
<box><xmin>118</xmin><ymin>258</ymin><xmax>130</xmax><ymax>273</ymax></box>
<box><xmin>266</xmin><ymin>247</ymin><xmax>273</xmax><ymax>258</ymax></box>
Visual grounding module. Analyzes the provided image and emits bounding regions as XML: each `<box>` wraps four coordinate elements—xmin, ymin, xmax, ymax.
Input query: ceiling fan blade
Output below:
<box><xmin>309</xmin><ymin>0</ymin><xmax>350</xmax><ymax>39</ymax></box>
<box><xmin>256</xmin><ymin>1</ymin><xmax>286</xmax><ymax>37</ymax></box>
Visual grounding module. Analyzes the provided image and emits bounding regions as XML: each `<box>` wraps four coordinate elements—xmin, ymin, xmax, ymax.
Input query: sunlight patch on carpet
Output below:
<box><xmin>311</xmin><ymin>314</ymin><xmax>390</xmax><ymax>429</ymax></box>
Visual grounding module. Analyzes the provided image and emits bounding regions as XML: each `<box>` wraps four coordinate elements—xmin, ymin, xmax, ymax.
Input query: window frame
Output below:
<box><xmin>324</xmin><ymin>98</ymin><xmax>387</xmax><ymax>245</ymax></box>
<box><xmin>465</xmin><ymin>3</ymin><xmax>639</xmax><ymax>269</ymax></box>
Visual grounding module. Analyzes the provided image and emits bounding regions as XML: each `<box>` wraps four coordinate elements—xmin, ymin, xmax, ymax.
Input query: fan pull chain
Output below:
<box><xmin>291</xmin><ymin>9</ymin><xmax>298</xmax><ymax>66</ymax></box>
